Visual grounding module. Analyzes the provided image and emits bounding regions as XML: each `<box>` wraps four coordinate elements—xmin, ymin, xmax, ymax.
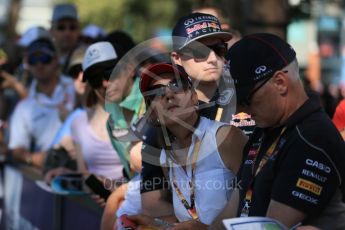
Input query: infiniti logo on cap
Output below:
<box><xmin>255</xmin><ymin>65</ymin><xmax>267</xmax><ymax>74</ymax></box>
<box><xmin>184</xmin><ymin>19</ymin><xmax>194</xmax><ymax>26</ymax></box>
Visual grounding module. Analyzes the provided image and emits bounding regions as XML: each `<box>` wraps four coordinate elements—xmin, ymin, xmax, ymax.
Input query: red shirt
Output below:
<box><xmin>333</xmin><ymin>99</ymin><xmax>345</xmax><ymax>131</ymax></box>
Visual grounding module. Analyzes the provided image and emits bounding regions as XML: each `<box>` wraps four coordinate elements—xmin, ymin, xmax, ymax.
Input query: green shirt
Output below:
<box><xmin>105</xmin><ymin>77</ymin><xmax>144</xmax><ymax>178</ymax></box>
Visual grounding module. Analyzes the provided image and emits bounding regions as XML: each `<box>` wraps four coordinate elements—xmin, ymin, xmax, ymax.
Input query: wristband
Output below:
<box><xmin>152</xmin><ymin>218</ymin><xmax>174</xmax><ymax>228</ymax></box>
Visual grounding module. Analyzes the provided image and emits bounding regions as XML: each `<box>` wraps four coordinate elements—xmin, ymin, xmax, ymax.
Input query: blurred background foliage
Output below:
<box><xmin>54</xmin><ymin>0</ymin><xmax>195</xmax><ymax>42</ymax></box>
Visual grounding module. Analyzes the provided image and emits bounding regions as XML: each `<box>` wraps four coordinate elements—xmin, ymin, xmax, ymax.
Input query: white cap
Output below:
<box><xmin>82</xmin><ymin>24</ymin><xmax>106</xmax><ymax>39</ymax></box>
<box><xmin>82</xmin><ymin>41</ymin><xmax>118</xmax><ymax>72</ymax></box>
<box><xmin>18</xmin><ymin>26</ymin><xmax>50</xmax><ymax>47</ymax></box>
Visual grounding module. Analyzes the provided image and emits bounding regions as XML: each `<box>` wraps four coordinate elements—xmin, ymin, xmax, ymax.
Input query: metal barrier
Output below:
<box><xmin>3</xmin><ymin>164</ymin><xmax>103</xmax><ymax>230</ymax></box>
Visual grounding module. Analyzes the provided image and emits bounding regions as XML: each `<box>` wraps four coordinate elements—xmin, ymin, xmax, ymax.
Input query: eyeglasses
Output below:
<box><xmin>144</xmin><ymin>78</ymin><xmax>192</xmax><ymax>103</ymax></box>
<box><xmin>238</xmin><ymin>70</ymin><xmax>288</xmax><ymax>107</ymax></box>
<box><xmin>28</xmin><ymin>54</ymin><xmax>53</xmax><ymax>66</ymax></box>
<box><xmin>179</xmin><ymin>42</ymin><xmax>228</xmax><ymax>60</ymax></box>
<box><xmin>56</xmin><ymin>24</ymin><xmax>79</xmax><ymax>31</ymax></box>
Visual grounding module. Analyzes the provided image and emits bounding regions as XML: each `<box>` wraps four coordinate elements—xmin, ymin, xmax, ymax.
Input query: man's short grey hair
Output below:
<box><xmin>284</xmin><ymin>58</ymin><xmax>300</xmax><ymax>82</ymax></box>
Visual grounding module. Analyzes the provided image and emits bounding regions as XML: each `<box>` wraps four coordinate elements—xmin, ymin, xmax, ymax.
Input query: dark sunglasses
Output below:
<box><xmin>144</xmin><ymin>78</ymin><xmax>191</xmax><ymax>103</ymax></box>
<box><xmin>68</xmin><ymin>65</ymin><xmax>82</xmax><ymax>79</ymax></box>
<box><xmin>28</xmin><ymin>54</ymin><xmax>53</xmax><ymax>66</ymax></box>
<box><xmin>86</xmin><ymin>68</ymin><xmax>113</xmax><ymax>89</ymax></box>
<box><xmin>56</xmin><ymin>24</ymin><xmax>78</xmax><ymax>31</ymax></box>
<box><xmin>238</xmin><ymin>70</ymin><xmax>288</xmax><ymax>107</ymax></box>
<box><xmin>179</xmin><ymin>42</ymin><xmax>228</xmax><ymax>60</ymax></box>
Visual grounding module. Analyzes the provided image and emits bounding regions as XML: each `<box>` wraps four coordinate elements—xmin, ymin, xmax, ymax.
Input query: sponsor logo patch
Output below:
<box><xmin>296</xmin><ymin>178</ymin><xmax>322</xmax><ymax>195</ymax></box>
<box><xmin>301</xmin><ymin>169</ymin><xmax>327</xmax><ymax>183</ymax></box>
<box><xmin>305</xmin><ymin>159</ymin><xmax>331</xmax><ymax>174</ymax></box>
<box><xmin>292</xmin><ymin>190</ymin><xmax>318</xmax><ymax>204</ymax></box>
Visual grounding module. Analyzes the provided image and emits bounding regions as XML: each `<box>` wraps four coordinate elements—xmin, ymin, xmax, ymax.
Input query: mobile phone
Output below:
<box><xmin>85</xmin><ymin>174</ymin><xmax>111</xmax><ymax>201</ymax></box>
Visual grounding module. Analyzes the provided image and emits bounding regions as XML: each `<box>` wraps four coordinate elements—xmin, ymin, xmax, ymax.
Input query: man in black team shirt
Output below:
<box><xmin>140</xmin><ymin>12</ymin><xmax>255</xmax><ymax>218</ymax></box>
<box><xmin>210</xmin><ymin>33</ymin><xmax>345</xmax><ymax>229</ymax></box>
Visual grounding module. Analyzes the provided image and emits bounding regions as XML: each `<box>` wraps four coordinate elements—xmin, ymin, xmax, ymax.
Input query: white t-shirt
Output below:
<box><xmin>116</xmin><ymin>174</ymin><xmax>142</xmax><ymax>217</ymax></box>
<box><xmin>9</xmin><ymin>76</ymin><xmax>75</xmax><ymax>152</ymax></box>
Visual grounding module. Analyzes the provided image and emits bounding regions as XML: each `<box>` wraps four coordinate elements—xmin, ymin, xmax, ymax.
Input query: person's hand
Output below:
<box><xmin>91</xmin><ymin>194</ymin><xmax>106</xmax><ymax>207</ymax></box>
<box><xmin>127</xmin><ymin>215</ymin><xmax>154</xmax><ymax>227</ymax></box>
<box><xmin>0</xmin><ymin>71</ymin><xmax>18</xmax><ymax>89</ymax></box>
<box><xmin>0</xmin><ymin>70</ymin><xmax>27</xmax><ymax>98</ymax></box>
<box><xmin>44</xmin><ymin>167</ymin><xmax>75</xmax><ymax>185</ymax></box>
<box><xmin>167</xmin><ymin>220</ymin><xmax>208</xmax><ymax>230</ymax></box>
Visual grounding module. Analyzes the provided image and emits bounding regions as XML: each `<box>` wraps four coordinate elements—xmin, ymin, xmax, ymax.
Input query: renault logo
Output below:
<box><xmin>255</xmin><ymin>65</ymin><xmax>267</xmax><ymax>74</ymax></box>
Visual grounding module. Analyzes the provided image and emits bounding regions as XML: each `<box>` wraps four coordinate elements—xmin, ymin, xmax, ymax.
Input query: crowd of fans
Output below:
<box><xmin>0</xmin><ymin>2</ymin><xmax>345</xmax><ymax>230</ymax></box>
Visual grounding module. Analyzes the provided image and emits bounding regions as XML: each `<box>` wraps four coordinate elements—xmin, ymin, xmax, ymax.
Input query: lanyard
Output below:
<box><xmin>241</xmin><ymin>127</ymin><xmax>286</xmax><ymax>217</ymax></box>
<box><xmin>215</xmin><ymin>107</ymin><xmax>223</xmax><ymax>121</ymax></box>
<box><xmin>167</xmin><ymin>138</ymin><xmax>202</xmax><ymax>221</ymax></box>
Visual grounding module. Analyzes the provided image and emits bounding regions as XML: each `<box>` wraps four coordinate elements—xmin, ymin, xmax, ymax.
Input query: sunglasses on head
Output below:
<box><xmin>56</xmin><ymin>24</ymin><xmax>78</xmax><ymax>31</ymax></box>
<box><xmin>144</xmin><ymin>78</ymin><xmax>191</xmax><ymax>103</ymax></box>
<box><xmin>179</xmin><ymin>42</ymin><xmax>228</xmax><ymax>60</ymax></box>
<box><xmin>238</xmin><ymin>70</ymin><xmax>288</xmax><ymax>107</ymax></box>
<box><xmin>28</xmin><ymin>54</ymin><xmax>53</xmax><ymax>66</ymax></box>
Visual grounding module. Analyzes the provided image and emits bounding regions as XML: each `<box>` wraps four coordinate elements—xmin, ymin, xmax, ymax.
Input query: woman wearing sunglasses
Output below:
<box><xmin>129</xmin><ymin>63</ymin><xmax>247</xmax><ymax>228</ymax></box>
<box><xmin>68</xmin><ymin>42</ymin><xmax>124</xmax><ymax>182</ymax></box>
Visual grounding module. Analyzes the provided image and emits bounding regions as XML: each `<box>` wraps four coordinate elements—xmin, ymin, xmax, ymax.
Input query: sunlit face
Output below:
<box><xmin>148</xmin><ymin>73</ymin><xmax>197</xmax><ymax>126</ymax></box>
<box><xmin>173</xmin><ymin>37</ymin><xmax>225</xmax><ymax>85</ymax></box>
<box><xmin>105</xmin><ymin>67</ymin><xmax>133</xmax><ymax>103</ymax></box>
<box><xmin>51</xmin><ymin>19</ymin><xmax>80</xmax><ymax>52</ymax></box>
<box><xmin>74</xmin><ymin>71</ymin><xmax>86</xmax><ymax>95</ymax></box>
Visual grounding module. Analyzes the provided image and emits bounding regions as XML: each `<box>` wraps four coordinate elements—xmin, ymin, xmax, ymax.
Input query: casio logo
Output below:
<box><xmin>305</xmin><ymin>159</ymin><xmax>331</xmax><ymax>174</ymax></box>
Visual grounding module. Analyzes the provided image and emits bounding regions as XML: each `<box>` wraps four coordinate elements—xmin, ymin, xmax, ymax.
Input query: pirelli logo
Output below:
<box><xmin>296</xmin><ymin>178</ymin><xmax>322</xmax><ymax>196</ymax></box>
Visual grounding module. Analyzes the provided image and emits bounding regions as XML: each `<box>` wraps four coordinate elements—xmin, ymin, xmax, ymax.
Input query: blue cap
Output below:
<box><xmin>172</xmin><ymin>12</ymin><xmax>232</xmax><ymax>51</ymax></box>
<box><xmin>52</xmin><ymin>3</ymin><xmax>78</xmax><ymax>22</ymax></box>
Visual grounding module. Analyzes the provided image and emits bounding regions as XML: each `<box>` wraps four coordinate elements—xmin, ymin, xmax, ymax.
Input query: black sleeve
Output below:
<box><xmin>140</xmin><ymin>160</ymin><xmax>168</xmax><ymax>194</ymax></box>
<box><xmin>271</xmin><ymin>138</ymin><xmax>340</xmax><ymax>216</ymax></box>
<box><xmin>140</xmin><ymin>126</ymin><xmax>168</xmax><ymax>194</ymax></box>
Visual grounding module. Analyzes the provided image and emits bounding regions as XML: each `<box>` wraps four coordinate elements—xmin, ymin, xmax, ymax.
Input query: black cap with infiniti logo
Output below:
<box><xmin>226</xmin><ymin>33</ymin><xmax>296</xmax><ymax>103</ymax></box>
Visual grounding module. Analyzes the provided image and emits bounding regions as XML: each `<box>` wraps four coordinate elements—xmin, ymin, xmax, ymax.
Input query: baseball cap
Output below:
<box><xmin>226</xmin><ymin>33</ymin><xmax>296</xmax><ymax>104</ymax></box>
<box><xmin>172</xmin><ymin>12</ymin><xmax>232</xmax><ymax>51</ymax></box>
<box><xmin>27</xmin><ymin>38</ymin><xmax>56</xmax><ymax>56</ymax></box>
<box><xmin>52</xmin><ymin>3</ymin><xmax>78</xmax><ymax>23</ymax></box>
<box><xmin>18</xmin><ymin>26</ymin><xmax>50</xmax><ymax>48</ymax></box>
<box><xmin>67</xmin><ymin>45</ymin><xmax>87</xmax><ymax>76</ymax></box>
<box><xmin>82</xmin><ymin>41</ymin><xmax>118</xmax><ymax>82</ymax></box>
<box><xmin>139</xmin><ymin>63</ymin><xmax>190</xmax><ymax>94</ymax></box>
<box><xmin>82</xmin><ymin>24</ymin><xmax>106</xmax><ymax>40</ymax></box>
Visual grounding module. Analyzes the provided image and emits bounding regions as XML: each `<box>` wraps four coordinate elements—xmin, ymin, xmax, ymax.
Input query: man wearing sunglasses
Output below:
<box><xmin>210</xmin><ymin>33</ymin><xmax>345</xmax><ymax>229</ymax></box>
<box><xmin>9</xmin><ymin>38</ymin><xmax>75</xmax><ymax>168</ymax></box>
<box><xmin>50</xmin><ymin>3</ymin><xmax>81</xmax><ymax>74</ymax></box>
